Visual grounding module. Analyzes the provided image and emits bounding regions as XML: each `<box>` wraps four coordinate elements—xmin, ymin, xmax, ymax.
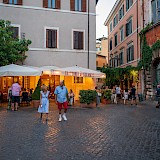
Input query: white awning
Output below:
<box><xmin>53</xmin><ymin>66</ymin><xmax>106</xmax><ymax>78</ymax></box>
<box><xmin>0</xmin><ymin>64</ymin><xmax>42</xmax><ymax>76</ymax></box>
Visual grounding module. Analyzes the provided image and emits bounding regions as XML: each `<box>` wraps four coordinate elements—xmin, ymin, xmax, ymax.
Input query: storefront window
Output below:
<box><xmin>74</xmin><ymin>77</ymin><xmax>83</xmax><ymax>83</ymax></box>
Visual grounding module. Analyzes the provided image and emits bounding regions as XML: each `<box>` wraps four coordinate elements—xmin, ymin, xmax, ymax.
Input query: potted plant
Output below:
<box><xmin>79</xmin><ymin>90</ymin><xmax>97</xmax><ymax>108</ymax></box>
<box><xmin>32</xmin><ymin>79</ymin><xmax>41</xmax><ymax>108</ymax></box>
<box><xmin>102</xmin><ymin>89</ymin><xmax>111</xmax><ymax>104</ymax></box>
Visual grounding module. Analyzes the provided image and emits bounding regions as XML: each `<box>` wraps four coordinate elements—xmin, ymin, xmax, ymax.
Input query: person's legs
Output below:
<box><xmin>40</xmin><ymin>113</ymin><xmax>43</xmax><ymax>119</ymax></box>
<box><xmin>58</xmin><ymin>102</ymin><xmax>62</xmax><ymax>122</ymax></box>
<box><xmin>62</xmin><ymin>101</ymin><xmax>68</xmax><ymax>121</ymax></box>
<box><xmin>11</xmin><ymin>96</ymin><xmax>15</xmax><ymax>111</ymax></box>
<box><xmin>70</xmin><ymin>98</ymin><xmax>73</xmax><ymax>106</ymax></box>
<box><xmin>46</xmin><ymin>113</ymin><xmax>48</xmax><ymax>121</ymax></box>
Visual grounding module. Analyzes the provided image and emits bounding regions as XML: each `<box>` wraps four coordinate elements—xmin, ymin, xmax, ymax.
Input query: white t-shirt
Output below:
<box><xmin>116</xmin><ymin>87</ymin><xmax>121</xmax><ymax>94</ymax></box>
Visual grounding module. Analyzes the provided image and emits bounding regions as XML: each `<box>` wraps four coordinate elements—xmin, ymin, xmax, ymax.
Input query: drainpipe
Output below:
<box><xmin>87</xmin><ymin>0</ymin><xmax>90</xmax><ymax>69</ymax></box>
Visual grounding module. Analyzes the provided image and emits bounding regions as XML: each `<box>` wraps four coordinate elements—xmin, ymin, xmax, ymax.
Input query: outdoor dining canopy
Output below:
<box><xmin>39</xmin><ymin>65</ymin><xmax>60</xmax><ymax>75</ymax></box>
<box><xmin>0</xmin><ymin>64</ymin><xmax>42</xmax><ymax>76</ymax></box>
<box><xmin>52</xmin><ymin>66</ymin><xmax>106</xmax><ymax>78</ymax></box>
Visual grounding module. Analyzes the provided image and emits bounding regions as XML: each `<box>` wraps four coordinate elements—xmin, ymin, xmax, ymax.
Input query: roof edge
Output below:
<box><xmin>104</xmin><ymin>0</ymin><xmax>121</xmax><ymax>26</ymax></box>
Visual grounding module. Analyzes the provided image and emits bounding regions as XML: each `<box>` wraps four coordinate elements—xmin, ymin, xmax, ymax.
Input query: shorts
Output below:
<box><xmin>131</xmin><ymin>95</ymin><xmax>136</xmax><ymax>100</ymax></box>
<box><xmin>57</xmin><ymin>101</ymin><xmax>68</xmax><ymax>110</ymax></box>
<box><xmin>12</xmin><ymin>96</ymin><xmax>20</xmax><ymax>103</ymax></box>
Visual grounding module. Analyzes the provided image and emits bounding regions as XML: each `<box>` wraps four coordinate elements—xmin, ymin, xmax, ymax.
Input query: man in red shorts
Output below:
<box><xmin>54</xmin><ymin>80</ymin><xmax>68</xmax><ymax>122</ymax></box>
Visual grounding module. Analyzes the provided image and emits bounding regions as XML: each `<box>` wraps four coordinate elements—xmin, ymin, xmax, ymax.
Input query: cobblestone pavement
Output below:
<box><xmin>0</xmin><ymin>101</ymin><xmax>160</xmax><ymax>160</ymax></box>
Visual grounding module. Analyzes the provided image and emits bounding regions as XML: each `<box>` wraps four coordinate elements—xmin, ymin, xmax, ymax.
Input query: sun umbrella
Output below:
<box><xmin>53</xmin><ymin>66</ymin><xmax>105</xmax><ymax>78</ymax></box>
<box><xmin>0</xmin><ymin>64</ymin><xmax>42</xmax><ymax>76</ymax></box>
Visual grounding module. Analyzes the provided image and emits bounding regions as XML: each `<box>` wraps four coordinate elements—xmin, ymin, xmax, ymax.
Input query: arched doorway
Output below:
<box><xmin>156</xmin><ymin>63</ymin><xmax>160</xmax><ymax>84</ymax></box>
<box><xmin>152</xmin><ymin>57</ymin><xmax>160</xmax><ymax>88</ymax></box>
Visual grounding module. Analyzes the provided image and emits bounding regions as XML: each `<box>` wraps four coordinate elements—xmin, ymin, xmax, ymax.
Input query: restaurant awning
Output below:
<box><xmin>0</xmin><ymin>64</ymin><xmax>42</xmax><ymax>76</ymax></box>
<box><xmin>53</xmin><ymin>66</ymin><xmax>106</xmax><ymax>78</ymax></box>
<box><xmin>39</xmin><ymin>66</ymin><xmax>59</xmax><ymax>75</ymax></box>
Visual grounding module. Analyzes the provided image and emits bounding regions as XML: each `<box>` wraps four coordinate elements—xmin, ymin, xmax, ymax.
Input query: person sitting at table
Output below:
<box><xmin>22</xmin><ymin>88</ymin><xmax>29</xmax><ymax>104</ymax></box>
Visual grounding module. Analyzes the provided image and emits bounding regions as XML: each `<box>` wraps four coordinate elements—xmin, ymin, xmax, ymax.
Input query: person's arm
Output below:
<box><xmin>40</xmin><ymin>92</ymin><xmax>42</xmax><ymax>105</ymax></box>
<box><xmin>54</xmin><ymin>88</ymin><xmax>57</xmax><ymax>103</ymax></box>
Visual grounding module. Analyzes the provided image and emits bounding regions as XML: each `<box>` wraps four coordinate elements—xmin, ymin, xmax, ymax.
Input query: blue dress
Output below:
<box><xmin>38</xmin><ymin>91</ymin><xmax>50</xmax><ymax>113</ymax></box>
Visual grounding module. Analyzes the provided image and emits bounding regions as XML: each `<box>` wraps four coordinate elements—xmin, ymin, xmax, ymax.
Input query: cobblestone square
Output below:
<box><xmin>0</xmin><ymin>102</ymin><xmax>160</xmax><ymax>160</ymax></box>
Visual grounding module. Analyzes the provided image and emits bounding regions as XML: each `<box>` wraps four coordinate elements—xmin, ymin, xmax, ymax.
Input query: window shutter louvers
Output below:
<box><xmin>48</xmin><ymin>30</ymin><xmax>52</xmax><ymax>48</ymax></box>
<box><xmin>70</xmin><ymin>0</ymin><xmax>75</xmax><ymax>11</ymax></box>
<box><xmin>126</xmin><ymin>0</ymin><xmax>129</xmax><ymax>11</ymax></box>
<box><xmin>82</xmin><ymin>0</ymin><xmax>86</xmax><ymax>12</ymax></box>
<box><xmin>127</xmin><ymin>48</ymin><xmax>129</xmax><ymax>62</ymax></box>
<box><xmin>79</xmin><ymin>32</ymin><xmax>83</xmax><ymax>49</ymax></box>
<box><xmin>43</xmin><ymin>0</ymin><xmax>48</xmax><ymax>8</ymax></box>
<box><xmin>52</xmin><ymin>30</ymin><xmax>57</xmax><ymax>48</ymax></box>
<box><xmin>3</xmin><ymin>0</ymin><xmax>9</xmax><ymax>4</ymax></box>
<box><xmin>131</xmin><ymin>45</ymin><xmax>134</xmax><ymax>60</ymax></box>
<box><xmin>74</xmin><ymin>31</ymin><xmax>78</xmax><ymax>49</ymax></box>
<box><xmin>56</xmin><ymin>0</ymin><xmax>61</xmax><ymax>9</ymax></box>
<box><xmin>46</xmin><ymin>29</ymin><xmax>49</xmax><ymax>48</ymax></box>
<box><xmin>17</xmin><ymin>0</ymin><xmax>22</xmax><ymax>5</ymax></box>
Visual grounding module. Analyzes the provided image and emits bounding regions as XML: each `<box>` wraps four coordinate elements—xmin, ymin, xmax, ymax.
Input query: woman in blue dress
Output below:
<box><xmin>38</xmin><ymin>85</ymin><xmax>50</xmax><ymax>121</ymax></box>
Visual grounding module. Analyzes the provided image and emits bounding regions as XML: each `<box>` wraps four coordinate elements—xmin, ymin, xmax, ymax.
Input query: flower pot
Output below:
<box><xmin>101</xmin><ymin>99</ymin><xmax>107</xmax><ymax>104</ymax></box>
<box><xmin>101</xmin><ymin>99</ymin><xmax>111</xmax><ymax>104</ymax></box>
<box><xmin>32</xmin><ymin>100</ymin><xmax>40</xmax><ymax>108</ymax></box>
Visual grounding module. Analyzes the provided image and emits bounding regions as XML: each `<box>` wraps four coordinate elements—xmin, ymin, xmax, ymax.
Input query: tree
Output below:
<box><xmin>32</xmin><ymin>79</ymin><xmax>41</xmax><ymax>100</ymax></box>
<box><xmin>0</xmin><ymin>20</ymin><xmax>32</xmax><ymax>66</ymax></box>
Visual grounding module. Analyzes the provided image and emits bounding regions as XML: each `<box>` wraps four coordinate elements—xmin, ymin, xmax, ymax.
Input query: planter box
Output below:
<box><xmin>32</xmin><ymin>100</ymin><xmax>40</xmax><ymax>108</ymax></box>
<box><xmin>80</xmin><ymin>102</ymin><xmax>96</xmax><ymax>108</ymax></box>
<box><xmin>101</xmin><ymin>99</ymin><xmax>111</xmax><ymax>104</ymax></box>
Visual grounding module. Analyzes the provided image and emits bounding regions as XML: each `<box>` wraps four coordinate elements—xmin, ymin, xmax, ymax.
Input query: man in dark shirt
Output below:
<box><xmin>156</xmin><ymin>84</ymin><xmax>160</xmax><ymax>108</ymax></box>
<box><xmin>131</xmin><ymin>85</ymin><xmax>137</xmax><ymax>105</ymax></box>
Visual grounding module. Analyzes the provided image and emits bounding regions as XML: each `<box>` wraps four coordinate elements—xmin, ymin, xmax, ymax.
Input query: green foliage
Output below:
<box><xmin>152</xmin><ymin>40</ymin><xmax>160</xmax><ymax>51</ymax></box>
<box><xmin>79</xmin><ymin>90</ymin><xmax>96</xmax><ymax>104</ymax></box>
<box><xmin>100</xmin><ymin>66</ymin><xmax>138</xmax><ymax>86</ymax></box>
<box><xmin>139</xmin><ymin>36</ymin><xmax>152</xmax><ymax>70</ymax></box>
<box><xmin>139</xmin><ymin>22</ymin><xmax>153</xmax><ymax>37</ymax></box>
<box><xmin>102</xmin><ymin>90</ymin><xmax>111</xmax><ymax>100</ymax></box>
<box><xmin>0</xmin><ymin>19</ymin><xmax>32</xmax><ymax>66</ymax></box>
<box><xmin>32</xmin><ymin>79</ymin><xmax>41</xmax><ymax>100</ymax></box>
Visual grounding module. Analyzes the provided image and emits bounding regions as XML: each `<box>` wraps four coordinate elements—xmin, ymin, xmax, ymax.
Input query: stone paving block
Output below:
<box><xmin>0</xmin><ymin>102</ymin><xmax>160</xmax><ymax>160</ymax></box>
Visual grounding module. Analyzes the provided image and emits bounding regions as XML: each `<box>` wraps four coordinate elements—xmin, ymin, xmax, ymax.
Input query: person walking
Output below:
<box><xmin>95</xmin><ymin>86</ymin><xmax>101</xmax><ymax>107</ymax></box>
<box><xmin>115</xmin><ymin>85</ymin><xmax>121</xmax><ymax>104</ymax></box>
<box><xmin>38</xmin><ymin>85</ymin><xmax>50</xmax><ymax>121</ymax></box>
<box><xmin>11</xmin><ymin>82</ymin><xmax>21</xmax><ymax>111</ymax></box>
<box><xmin>131</xmin><ymin>85</ymin><xmax>137</xmax><ymax>105</ymax></box>
<box><xmin>54</xmin><ymin>80</ymin><xmax>68</xmax><ymax>122</ymax></box>
<box><xmin>68</xmin><ymin>89</ymin><xmax>74</xmax><ymax>106</ymax></box>
<box><xmin>7</xmin><ymin>86</ymin><xmax>12</xmax><ymax>110</ymax></box>
<box><xmin>123</xmin><ymin>86</ymin><xmax>129</xmax><ymax>105</ymax></box>
<box><xmin>111</xmin><ymin>86</ymin><xmax>117</xmax><ymax>104</ymax></box>
<box><xmin>156</xmin><ymin>84</ymin><xmax>160</xmax><ymax>108</ymax></box>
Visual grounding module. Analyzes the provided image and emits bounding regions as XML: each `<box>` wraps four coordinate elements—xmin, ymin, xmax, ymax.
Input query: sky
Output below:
<box><xmin>96</xmin><ymin>0</ymin><xmax>117</xmax><ymax>39</ymax></box>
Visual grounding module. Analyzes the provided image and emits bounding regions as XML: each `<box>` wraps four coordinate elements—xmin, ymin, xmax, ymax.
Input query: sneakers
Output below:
<box><xmin>62</xmin><ymin>113</ymin><xmax>67</xmax><ymax>121</ymax></box>
<box><xmin>59</xmin><ymin>115</ymin><xmax>62</xmax><ymax>122</ymax></box>
<box><xmin>58</xmin><ymin>114</ymin><xmax>67</xmax><ymax>122</ymax></box>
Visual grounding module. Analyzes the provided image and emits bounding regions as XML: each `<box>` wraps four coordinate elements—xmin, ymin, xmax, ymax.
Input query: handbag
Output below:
<box><xmin>38</xmin><ymin>104</ymin><xmax>43</xmax><ymax>113</ymax></box>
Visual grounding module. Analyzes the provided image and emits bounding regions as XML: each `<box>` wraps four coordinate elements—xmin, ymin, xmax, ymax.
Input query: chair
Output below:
<box><xmin>21</xmin><ymin>91</ymin><xmax>30</xmax><ymax>106</ymax></box>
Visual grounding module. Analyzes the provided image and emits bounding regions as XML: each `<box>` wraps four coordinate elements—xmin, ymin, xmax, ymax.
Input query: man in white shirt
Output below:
<box><xmin>116</xmin><ymin>85</ymin><xmax>121</xmax><ymax>104</ymax></box>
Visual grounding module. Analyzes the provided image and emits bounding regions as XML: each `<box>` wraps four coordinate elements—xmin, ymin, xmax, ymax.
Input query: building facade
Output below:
<box><xmin>104</xmin><ymin>0</ymin><xmax>142</xmax><ymax>90</ymax></box>
<box><xmin>0</xmin><ymin>0</ymin><xmax>97</xmax><ymax>70</ymax></box>
<box><xmin>141</xmin><ymin>0</ymin><xmax>160</xmax><ymax>98</ymax></box>
<box><xmin>96</xmin><ymin>37</ymin><xmax>108</xmax><ymax>68</ymax></box>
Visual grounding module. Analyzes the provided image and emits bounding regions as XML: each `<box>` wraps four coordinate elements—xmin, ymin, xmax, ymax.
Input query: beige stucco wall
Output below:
<box><xmin>0</xmin><ymin>0</ymin><xmax>96</xmax><ymax>70</ymax></box>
